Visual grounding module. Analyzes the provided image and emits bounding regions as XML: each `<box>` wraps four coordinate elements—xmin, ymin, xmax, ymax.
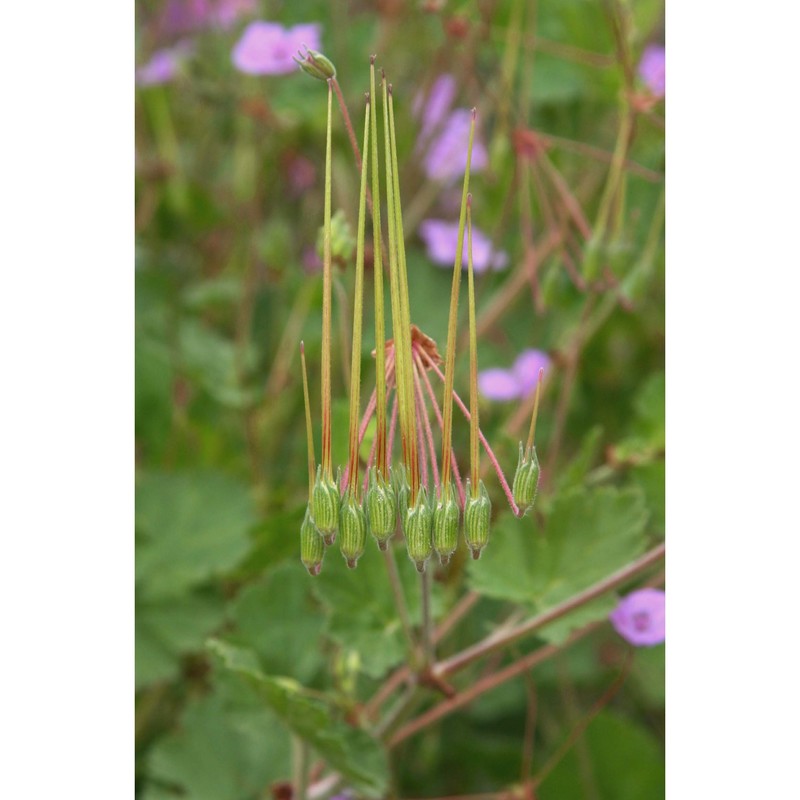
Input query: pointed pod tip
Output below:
<box><xmin>388</xmin><ymin>83</ymin><xmax>393</xmax><ymax>95</ymax></box>
<box><xmin>471</xmin><ymin>107</ymin><xmax>477</xmax><ymax>120</ymax></box>
<box><xmin>305</xmin><ymin>563</ymin><xmax>322</xmax><ymax>576</ymax></box>
<box><xmin>471</xmin><ymin>548</ymin><xmax>482</xmax><ymax>560</ymax></box>
<box><xmin>346</xmin><ymin>558</ymin><xmax>358</xmax><ymax>569</ymax></box>
<box><xmin>323</xmin><ymin>532</ymin><xmax>337</xmax><ymax>546</ymax></box>
<box><xmin>300</xmin><ymin>340</ymin><xmax>305</xmax><ymax>354</ymax></box>
<box><xmin>467</xmin><ymin>193</ymin><xmax>472</xmax><ymax>208</ymax></box>
<box><xmin>415</xmin><ymin>560</ymin><xmax>426</xmax><ymax>573</ymax></box>
<box><xmin>378</xmin><ymin>540</ymin><xmax>389</xmax><ymax>552</ymax></box>
<box><xmin>365</xmin><ymin>91</ymin><xmax>370</xmax><ymax>104</ymax></box>
<box><xmin>439</xmin><ymin>554</ymin><xmax>451</xmax><ymax>566</ymax></box>
<box><xmin>370</xmin><ymin>53</ymin><xmax>377</xmax><ymax>65</ymax></box>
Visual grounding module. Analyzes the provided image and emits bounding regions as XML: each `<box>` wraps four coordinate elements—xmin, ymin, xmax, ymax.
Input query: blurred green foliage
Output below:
<box><xmin>136</xmin><ymin>0</ymin><xmax>665</xmax><ymax>797</ymax></box>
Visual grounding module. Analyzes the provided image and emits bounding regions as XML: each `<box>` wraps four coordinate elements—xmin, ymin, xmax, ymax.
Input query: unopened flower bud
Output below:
<box><xmin>433</xmin><ymin>482</ymin><xmax>459</xmax><ymax>565</ymax></box>
<box><xmin>366</xmin><ymin>467</ymin><xmax>397</xmax><ymax>550</ymax></box>
<box><xmin>512</xmin><ymin>442</ymin><xmax>540</xmax><ymax>515</ymax></box>
<box><xmin>312</xmin><ymin>465</ymin><xmax>340</xmax><ymax>545</ymax></box>
<box><xmin>300</xmin><ymin>505</ymin><xmax>324</xmax><ymax>576</ymax></box>
<box><xmin>464</xmin><ymin>478</ymin><xmax>491</xmax><ymax>559</ymax></box>
<box><xmin>339</xmin><ymin>490</ymin><xmax>367</xmax><ymax>569</ymax></box>
<box><xmin>296</xmin><ymin>48</ymin><xmax>337</xmax><ymax>80</ymax></box>
<box><xmin>405</xmin><ymin>486</ymin><xmax>433</xmax><ymax>573</ymax></box>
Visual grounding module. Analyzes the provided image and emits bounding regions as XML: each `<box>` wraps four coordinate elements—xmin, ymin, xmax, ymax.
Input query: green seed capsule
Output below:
<box><xmin>339</xmin><ymin>490</ymin><xmax>367</xmax><ymax>569</ymax></box>
<box><xmin>300</xmin><ymin>505</ymin><xmax>325</xmax><ymax>576</ymax></box>
<box><xmin>366</xmin><ymin>467</ymin><xmax>397</xmax><ymax>550</ymax></box>
<box><xmin>297</xmin><ymin>48</ymin><xmax>337</xmax><ymax>80</ymax></box>
<box><xmin>404</xmin><ymin>486</ymin><xmax>433</xmax><ymax>573</ymax></box>
<box><xmin>312</xmin><ymin>465</ymin><xmax>340</xmax><ymax>545</ymax></box>
<box><xmin>433</xmin><ymin>482</ymin><xmax>460</xmax><ymax>565</ymax></box>
<box><xmin>512</xmin><ymin>442</ymin><xmax>540</xmax><ymax>515</ymax></box>
<box><xmin>392</xmin><ymin>465</ymin><xmax>410</xmax><ymax>533</ymax></box>
<box><xmin>464</xmin><ymin>478</ymin><xmax>491</xmax><ymax>559</ymax></box>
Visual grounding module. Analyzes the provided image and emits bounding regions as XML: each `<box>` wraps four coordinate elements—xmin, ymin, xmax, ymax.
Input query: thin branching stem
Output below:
<box><xmin>440</xmin><ymin>110</ymin><xmax>476</xmax><ymax>489</ymax></box>
<box><xmin>433</xmin><ymin>542</ymin><xmax>665</xmax><ymax>678</ymax></box>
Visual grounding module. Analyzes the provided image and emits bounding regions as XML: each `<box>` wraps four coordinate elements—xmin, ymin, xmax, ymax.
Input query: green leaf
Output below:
<box><xmin>467</xmin><ymin>487</ymin><xmax>648</xmax><ymax>641</ymax></box>
<box><xmin>136</xmin><ymin>591</ymin><xmax>226</xmax><ymax>689</ymax></box>
<box><xmin>209</xmin><ymin>639</ymin><xmax>390</xmax><ymax>798</ymax></box>
<box><xmin>228</xmin><ymin>562</ymin><xmax>325</xmax><ymax>684</ymax></box>
<box><xmin>145</xmin><ymin>690</ymin><xmax>291</xmax><ymax>800</ymax></box>
<box><xmin>136</xmin><ymin>470</ymin><xmax>257</xmax><ymax>600</ymax></box>
<box><xmin>556</xmin><ymin>425</ymin><xmax>604</xmax><ymax>491</ymax></box>
<box><xmin>614</xmin><ymin>371</ymin><xmax>665</xmax><ymax>463</ymax></box>
<box><xmin>312</xmin><ymin>542</ymin><xmax>442</xmax><ymax>679</ymax></box>
<box><xmin>178</xmin><ymin>320</ymin><xmax>259</xmax><ymax>410</ymax></box>
<box><xmin>538</xmin><ymin>710</ymin><xmax>664</xmax><ymax>800</ymax></box>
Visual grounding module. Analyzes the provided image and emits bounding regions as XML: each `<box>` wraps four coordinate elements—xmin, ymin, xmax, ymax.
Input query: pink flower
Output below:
<box><xmin>478</xmin><ymin>349</ymin><xmax>551</xmax><ymax>401</ymax></box>
<box><xmin>161</xmin><ymin>0</ymin><xmax>256</xmax><ymax>33</ymax></box>
<box><xmin>423</xmin><ymin>109</ymin><xmax>488</xmax><ymax>182</ymax></box>
<box><xmin>419</xmin><ymin>219</ymin><xmax>507</xmax><ymax>274</ymax></box>
<box><xmin>609</xmin><ymin>588</ymin><xmax>665</xmax><ymax>647</ymax></box>
<box><xmin>413</xmin><ymin>74</ymin><xmax>457</xmax><ymax>144</ymax></box>
<box><xmin>137</xmin><ymin>42</ymin><xmax>193</xmax><ymax>86</ymax></box>
<box><xmin>638</xmin><ymin>44</ymin><xmax>665</xmax><ymax>98</ymax></box>
<box><xmin>232</xmin><ymin>21</ymin><xmax>321</xmax><ymax>75</ymax></box>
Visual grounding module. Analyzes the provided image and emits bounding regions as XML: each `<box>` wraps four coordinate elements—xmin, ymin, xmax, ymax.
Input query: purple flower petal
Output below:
<box><xmin>232</xmin><ymin>21</ymin><xmax>321</xmax><ymax>75</ymax></box>
<box><xmin>478</xmin><ymin>368</ymin><xmax>521</xmax><ymax>401</ymax></box>
<box><xmin>609</xmin><ymin>588</ymin><xmax>665</xmax><ymax>647</ymax></box>
<box><xmin>512</xmin><ymin>349</ymin><xmax>551</xmax><ymax>396</ymax></box>
<box><xmin>419</xmin><ymin>219</ymin><xmax>506</xmax><ymax>274</ymax></box>
<box><xmin>638</xmin><ymin>43</ymin><xmax>665</xmax><ymax>98</ymax></box>
<box><xmin>413</xmin><ymin>74</ymin><xmax>457</xmax><ymax>143</ymax></box>
<box><xmin>423</xmin><ymin>109</ymin><xmax>488</xmax><ymax>182</ymax></box>
<box><xmin>137</xmin><ymin>42</ymin><xmax>193</xmax><ymax>86</ymax></box>
<box><xmin>214</xmin><ymin>0</ymin><xmax>257</xmax><ymax>29</ymax></box>
<box><xmin>161</xmin><ymin>0</ymin><xmax>214</xmax><ymax>35</ymax></box>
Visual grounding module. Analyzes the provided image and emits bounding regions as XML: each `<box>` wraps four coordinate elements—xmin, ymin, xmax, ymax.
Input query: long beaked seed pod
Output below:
<box><xmin>312</xmin><ymin>464</ymin><xmax>340</xmax><ymax>545</ymax></box>
<box><xmin>339</xmin><ymin>489</ymin><xmax>367</xmax><ymax>569</ymax></box>
<box><xmin>393</xmin><ymin>464</ymin><xmax>410</xmax><ymax>535</ymax></box>
<box><xmin>433</xmin><ymin>482</ymin><xmax>460</xmax><ymax>565</ymax></box>
<box><xmin>366</xmin><ymin>467</ymin><xmax>397</xmax><ymax>550</ymax></box>
<box><xmin>512</xmin><ymin>442</ymin><xmax>540</xmax><ymax>515</ymax></box>
<box><xmin>300</xmin><ymin>505</ymin><xmax>325</xmax><ymax>576</ymax></box>
<box><xmin>405</xmin><ymin>486</ymin><xmax>433</xmax><ymax>573</ymax></box>
<box><xmin>464</xmin><ymin>478</ymin><xmax>491</xmax><ymax>559</ymax></box>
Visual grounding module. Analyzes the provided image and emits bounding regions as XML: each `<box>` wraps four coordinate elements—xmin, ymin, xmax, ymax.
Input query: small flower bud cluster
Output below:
<box><xmin>512</xmin><ymin>443</ymin><xmax>540</xmax><ymax>515</ymax></box>
<box><xmin>298</xmin><ymin>58</ymin><xmax>545</xmax><ymax>578</ymax></box>
<box><xmin>464</xmin><ymin>479</ymin><xmax>492</xmax><ymax>559</ymax></box>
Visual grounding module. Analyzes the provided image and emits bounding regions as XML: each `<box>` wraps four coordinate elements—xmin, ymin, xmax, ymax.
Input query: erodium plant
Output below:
<box><xmin>297</xmin><ymin>55</ymin><xmax>546</xmax><ymax>578</ymax></box>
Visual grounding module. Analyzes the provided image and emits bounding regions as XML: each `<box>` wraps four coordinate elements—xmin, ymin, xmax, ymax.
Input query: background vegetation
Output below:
<box><xmin>135</xmin><ymin>0</ymin><xmax>665</xmax><ymax>797</ymax></box>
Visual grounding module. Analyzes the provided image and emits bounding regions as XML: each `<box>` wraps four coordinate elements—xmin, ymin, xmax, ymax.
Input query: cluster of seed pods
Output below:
<box><xmin>297</xmin><ymin>53</ymin><xmax>543</xmax><ymax>576</ymax></box>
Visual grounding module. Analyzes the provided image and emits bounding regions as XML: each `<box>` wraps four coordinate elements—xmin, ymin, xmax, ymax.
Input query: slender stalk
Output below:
<box><xmin>415</xmin><ymin>352</ymin><xmax>465</xmax><ymax>508</ymax></box>
<box><xmin>331</xmin><ymin>77</ymin><xmax>362</xmax><ymax>172</ymax></box>
<box><xmin>382</xmin><ymin>545</ymin><xmax>418</xmax><ymax>660</ymax></box>
<box><xmin>531</xmin><ymin>649</ymin><xmax>634</xmax><ymax>791</ymax></box>
<box><xmin>420</xmin><ymin>567</ymin><xmax>434</xmax><ymax>667</ymax></box>
<box><xmin>466</xmin><ymin>196</ymin><xmax>480</xmax><ymax>495</ymax></box>
<box><xmin>381</xmin><ymin>78</ymin><xmax>412</xmax><ymax>476</ymax></box>
<box><xmin>440</xmin><ymin>110</ymin><xmax>477</xmax><ymax>489</ymax></box>
<box><xmin>300</xmin><ymin>342</ymin><xmax>315</xmax><ymax>497</ymax></box>
<box><xmin>320</xmin><ymin>81</ymin><xmax>334</xmax><ymax>479</ymax></box>
<box><xmin>387</xmin><ymin>82</ymin><xmax>420</xmax><ymax>500</ymax></box>
<box><xmin>292</xmin><ymin>735</ymin><xmax>309</xmax><ymax>800</ymax></box>
<box><xmin>344</xmin><ymin>96</ymin><xmax>371</xmax><ymax>496</ymax></box>
<box><xmin>390</xmin><ymin>621</ymin><xmax>603</xmax><ymax>748</ymax></box>
<box><xmin>418</xmin><ymin>348</ymin><xmax>521</xmax><ymax>516</ymax></box>
<box><xmin>525</xmin><ymin>367</ymin><xmax>545</xmax><ymax>453</ymax></box>
<box><xmin>369</xmin><ymin>58</ymin><xmax>388</xmax><ymax>476</ymax></box>
<box><xmin>434</xmin><ymin>542</ymin><xmax>665</xmax><ymax>678</ymax></box>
